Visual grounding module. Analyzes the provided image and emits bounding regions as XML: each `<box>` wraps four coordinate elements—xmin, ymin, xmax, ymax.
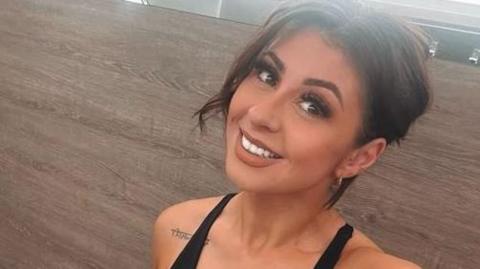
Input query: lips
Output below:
<box><xmin>240</xmin><ymin>128</ymin><xmax>282</xmax><ymax>158</ymax></box>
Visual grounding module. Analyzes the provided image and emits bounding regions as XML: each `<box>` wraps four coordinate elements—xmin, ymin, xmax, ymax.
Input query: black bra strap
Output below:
<box><xmin>170</xmin><ymin>193</ymin><xmax>352</xmax><ymax>269</ymax></box>
<box><xmin>313</xmin><ymin>223</ymin><xmax>354</xmax><ymax>269</ymax></box>
<box><xmin>170</xmin><ymin>193</ymin><xmax>237</xmax><ymax>269</ymax></box>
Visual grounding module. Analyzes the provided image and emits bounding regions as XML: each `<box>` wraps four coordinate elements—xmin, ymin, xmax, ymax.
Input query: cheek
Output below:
<box><xmin>226</xmin><ymin>82</ymin><xmax>255</xmax><ymax>125</ymax></box>
<box><xmin>228</xmin><ymin>91</ymin><xmax>244</xmax><ymax>118</ymax></box>
<box><xmin>225</xmin><ymin>84</ymin><xmax>251</xmax><ymax>141</ymax></box>
<box><xmin>285</xmin><ymin>125</ymin><xmax>346</xmax><ymax>178</ymax></box>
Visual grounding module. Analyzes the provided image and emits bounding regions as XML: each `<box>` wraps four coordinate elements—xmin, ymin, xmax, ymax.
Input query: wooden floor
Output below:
<box><xmin>0</xmin><ymin>0</ymin><xmax>478</xmax><ymax>268</ymax></box>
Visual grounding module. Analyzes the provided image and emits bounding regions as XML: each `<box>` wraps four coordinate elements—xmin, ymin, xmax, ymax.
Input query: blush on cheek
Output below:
<box><xmin>286</xmin><ymin>133</ymin><xmax>344</xmax><ymax>178</ymax></box>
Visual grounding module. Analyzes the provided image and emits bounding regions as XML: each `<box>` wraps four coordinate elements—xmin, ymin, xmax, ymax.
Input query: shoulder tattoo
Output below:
<box><xmin>170</xmin><ymin>228</ymin><xmax>210</xmax><ymax>245</ymax></box>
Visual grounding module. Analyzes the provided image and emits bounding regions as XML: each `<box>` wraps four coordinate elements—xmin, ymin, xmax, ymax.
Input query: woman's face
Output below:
<box><xmin>224</xmin><ymin>29</ymin><xmax>365</xmax><ymax>197</ymax></box>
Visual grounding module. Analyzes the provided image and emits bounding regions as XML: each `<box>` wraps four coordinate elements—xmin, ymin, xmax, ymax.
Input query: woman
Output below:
<box><xmin>152</xmin><ymin>1</ymin><xmax>430</xmax><ymax>268</ymax></box>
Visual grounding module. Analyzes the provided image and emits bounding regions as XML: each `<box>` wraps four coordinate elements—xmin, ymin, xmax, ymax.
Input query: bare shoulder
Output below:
<box><xmin>330</xmin><ymin>222</ymin><xmax>421</xmax><ymax>269</ymax></box>
<box><xmin>156</xmin><ymin>195</ymin><xmax>224</xmax><ymax>225</ymax></box>
<box><xmin>336</xmin><ymin>237</ymin><xmax>421</xmax><ymax>269</ymax></box>
<box><xmin>154</xmin><ymin>194</ymin><xmax>226</xmax><ymax>241</ymax></box>
<box><xmin>338</xmin><ymin>246</ymin><xmax>421</xmax><ymax>269</ymax></box>
<box><xmin>151</xmin><ymin>194</ymin><xmax>225</xmax><ymax>269</ymax></box>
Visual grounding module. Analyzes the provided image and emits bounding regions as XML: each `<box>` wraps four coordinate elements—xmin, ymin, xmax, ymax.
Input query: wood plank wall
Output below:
<box><xmin>0</xmin><ymin>0</ymin><xmax>478</xmax><ymax>268</ymax></box>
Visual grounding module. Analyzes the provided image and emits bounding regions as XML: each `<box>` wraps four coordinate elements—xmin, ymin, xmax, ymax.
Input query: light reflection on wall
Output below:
<box><xmin>129</xmin><ymin>0</ymin><xmax>480</xmax><ymax>64</ymax></box>
<box><xmin>124</xmin><ymin>0</ymin><xmax>149</xmax><ymax>5</ymax></box>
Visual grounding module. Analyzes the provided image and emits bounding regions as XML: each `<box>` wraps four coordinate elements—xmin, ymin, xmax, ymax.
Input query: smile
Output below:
<box><xmin>240</xmin><ymin>131</ymin><xmax>282</xmax><ymax>159</ymax></box>
<box><xmin>235</xmin><ymin>129</ymin><xmax>283</xmax><ymax>168</ymax></box>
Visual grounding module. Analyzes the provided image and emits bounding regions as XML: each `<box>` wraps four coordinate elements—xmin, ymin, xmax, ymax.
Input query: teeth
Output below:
<box><xmin>241</xmin><ymin>134</ymin><xmax>278</xmax><ymax>159</ymax></box>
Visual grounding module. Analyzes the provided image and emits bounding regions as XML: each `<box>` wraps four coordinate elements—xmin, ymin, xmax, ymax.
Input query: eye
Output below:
<box><xmin>258</xmin><ymin>70</ymin><xmax>275</xmax><ymax>85</ymax></box>
<box><xmin>253</xmin><ymin>59</ymin><xmax>278</xmax><ymax>87</ymax></box>
<box><xmin>299</xmin><ymin>92</ymin><xmax>332</xmax><ymax>118</ymax></box>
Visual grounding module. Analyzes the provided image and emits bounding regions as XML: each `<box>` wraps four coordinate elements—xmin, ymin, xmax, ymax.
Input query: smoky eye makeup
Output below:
<box><xmin>252</xmin><ymin>57</ymin><xmax>280</xmax><ymax>86</ymax></box>
<box><xmin>251</xmin><ymin>55</ymin><xmax>333</xmax><ymax>119</ymax></box>
<box><xmin>299</xmin><ymin>91</ymin><xmax>333</xmax><ymax>118</ymax></box>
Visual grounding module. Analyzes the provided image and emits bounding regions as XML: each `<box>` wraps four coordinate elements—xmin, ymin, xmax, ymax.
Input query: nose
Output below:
<box><xmin>247</xmin><ymin>95</ymin><xmax>282</xmax><ymax>133</ymax></box>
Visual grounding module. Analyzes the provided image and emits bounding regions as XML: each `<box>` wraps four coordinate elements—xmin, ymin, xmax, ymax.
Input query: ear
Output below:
<box><xmin>335</xmin><ymin>138</ymin><xmax>387</xmax><ymax>178</ymax></box>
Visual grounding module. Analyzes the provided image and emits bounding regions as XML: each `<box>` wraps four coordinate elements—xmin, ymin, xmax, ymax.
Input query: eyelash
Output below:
<box><xmin>252</xmin><ymin>59</ymin><xmax>332</xmax><ymax>118</ymax></box>
<box><xmin>300</xmin><ymin>91</ymin><xmax>332</xmax><ymax>118</ymax></box>
<box><xmin>253</xmin><ymin>59</ymin><xmax>278</xmax><ymax>87</ymax></box>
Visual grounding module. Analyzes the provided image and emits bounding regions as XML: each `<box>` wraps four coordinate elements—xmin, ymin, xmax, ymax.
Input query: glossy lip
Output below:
<box><xmin>240</xmin><ymin>128</ymin><xmax>282</xmax><ymax>158</ymax></box>
<box><xmin>235</xmin><ymin>129</ymin><xmax>284</xmax><ymax>168</ymax></box>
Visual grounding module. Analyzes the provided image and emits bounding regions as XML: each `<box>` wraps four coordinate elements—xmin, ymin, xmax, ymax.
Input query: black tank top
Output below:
<box><xmin>170</xmin><ymin>193</ymin><xmax>353</xmax><ymax>269</ymax></box>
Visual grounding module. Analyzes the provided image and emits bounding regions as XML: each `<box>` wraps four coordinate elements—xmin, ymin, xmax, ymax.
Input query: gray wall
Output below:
<box><xmin>146</xmin><ymin>0</ymin><xmax>480</xmax><ymax>64</ymax></box>
<box><xmin>147</xmin><ymin>0</ymin><xmax>480</xmax><ymax>28</ymax></box>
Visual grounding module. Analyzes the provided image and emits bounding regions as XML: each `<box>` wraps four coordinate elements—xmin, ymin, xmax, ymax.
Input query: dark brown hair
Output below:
<box><xmin>193</xmin><ymin>0</ymin><xmax>431</xmax><ymax>208</ymax></box>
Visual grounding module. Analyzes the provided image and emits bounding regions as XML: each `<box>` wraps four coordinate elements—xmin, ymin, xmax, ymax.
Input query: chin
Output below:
<box><xmin>224</xmin><ymin>127</ymin><xmax>291</xmax><ymax>194</ymax></box>
<box><xmin>225</xmin><ymin>159</ymin><xmax>304</xmax><ymax>196</ymax></box>
<box><xmin>224</xmin><ymin>157</ymin><xmax>264</xmax><ymax>192</ymax></box>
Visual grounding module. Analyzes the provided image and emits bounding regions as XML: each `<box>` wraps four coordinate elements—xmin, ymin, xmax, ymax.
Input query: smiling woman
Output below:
<box><xmin>152</xmin><ymin>1</ymin><xmax>431</xmax><ymax>269</ymax></box>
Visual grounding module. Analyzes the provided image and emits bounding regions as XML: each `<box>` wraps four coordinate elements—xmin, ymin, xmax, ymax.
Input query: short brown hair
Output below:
<box><xmin>194</xmin><ymin>0</ymin><xmax>432</xmax><ymax>208</ymax></box>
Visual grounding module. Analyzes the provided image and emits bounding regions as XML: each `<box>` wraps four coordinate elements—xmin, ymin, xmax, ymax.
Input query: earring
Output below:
<box><xmin>337</xmin><ymin>176</ymin><xmax>343</xmax><ymax>187</ymax></box>
<box><xmin>330</xmin><ymin>176</ymin><xmax>343</xmax><ymax>192</ymax></box>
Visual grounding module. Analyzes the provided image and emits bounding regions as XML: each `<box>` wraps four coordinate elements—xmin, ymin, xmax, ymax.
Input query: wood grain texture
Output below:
<box><xmin>0</xmin><ymin>0</ymin><xmax>478</xmax><ymax>268</ymax></box>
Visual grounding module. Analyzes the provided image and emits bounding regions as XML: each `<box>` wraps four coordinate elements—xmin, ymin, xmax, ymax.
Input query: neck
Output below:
<box><xmin>228</xmin><ymin>187</ymin><xmax>336</xmax><ymax>253</ymax></box>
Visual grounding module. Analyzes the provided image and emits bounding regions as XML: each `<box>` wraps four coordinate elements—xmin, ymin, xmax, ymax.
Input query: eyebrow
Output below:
<box><xmin>264</xmin><ymin>51</ymin><xmax>285</xmax><ymax>73</ymax></box>
<box><xmin>261</xmin><ymin>50</ymin><xmax>344</xmax><ymax>109</ymax></box>
<box><xmin>303</xmin><ymin>78</ymin><xmax>344</xmax><ymax>109</ymax></box>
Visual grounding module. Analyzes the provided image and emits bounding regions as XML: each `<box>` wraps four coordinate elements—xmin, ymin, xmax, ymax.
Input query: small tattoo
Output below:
<box><xmin>170</xmin><ymin>228</ymin><xmax>210</xmax><ymax>245</ymax></box>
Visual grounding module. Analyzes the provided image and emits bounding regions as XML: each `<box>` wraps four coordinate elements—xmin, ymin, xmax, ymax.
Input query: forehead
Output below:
<box><xmin>268</xmin><ymin>28</ymin><xmax>362</xmax><ymax>100</ymax></box>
